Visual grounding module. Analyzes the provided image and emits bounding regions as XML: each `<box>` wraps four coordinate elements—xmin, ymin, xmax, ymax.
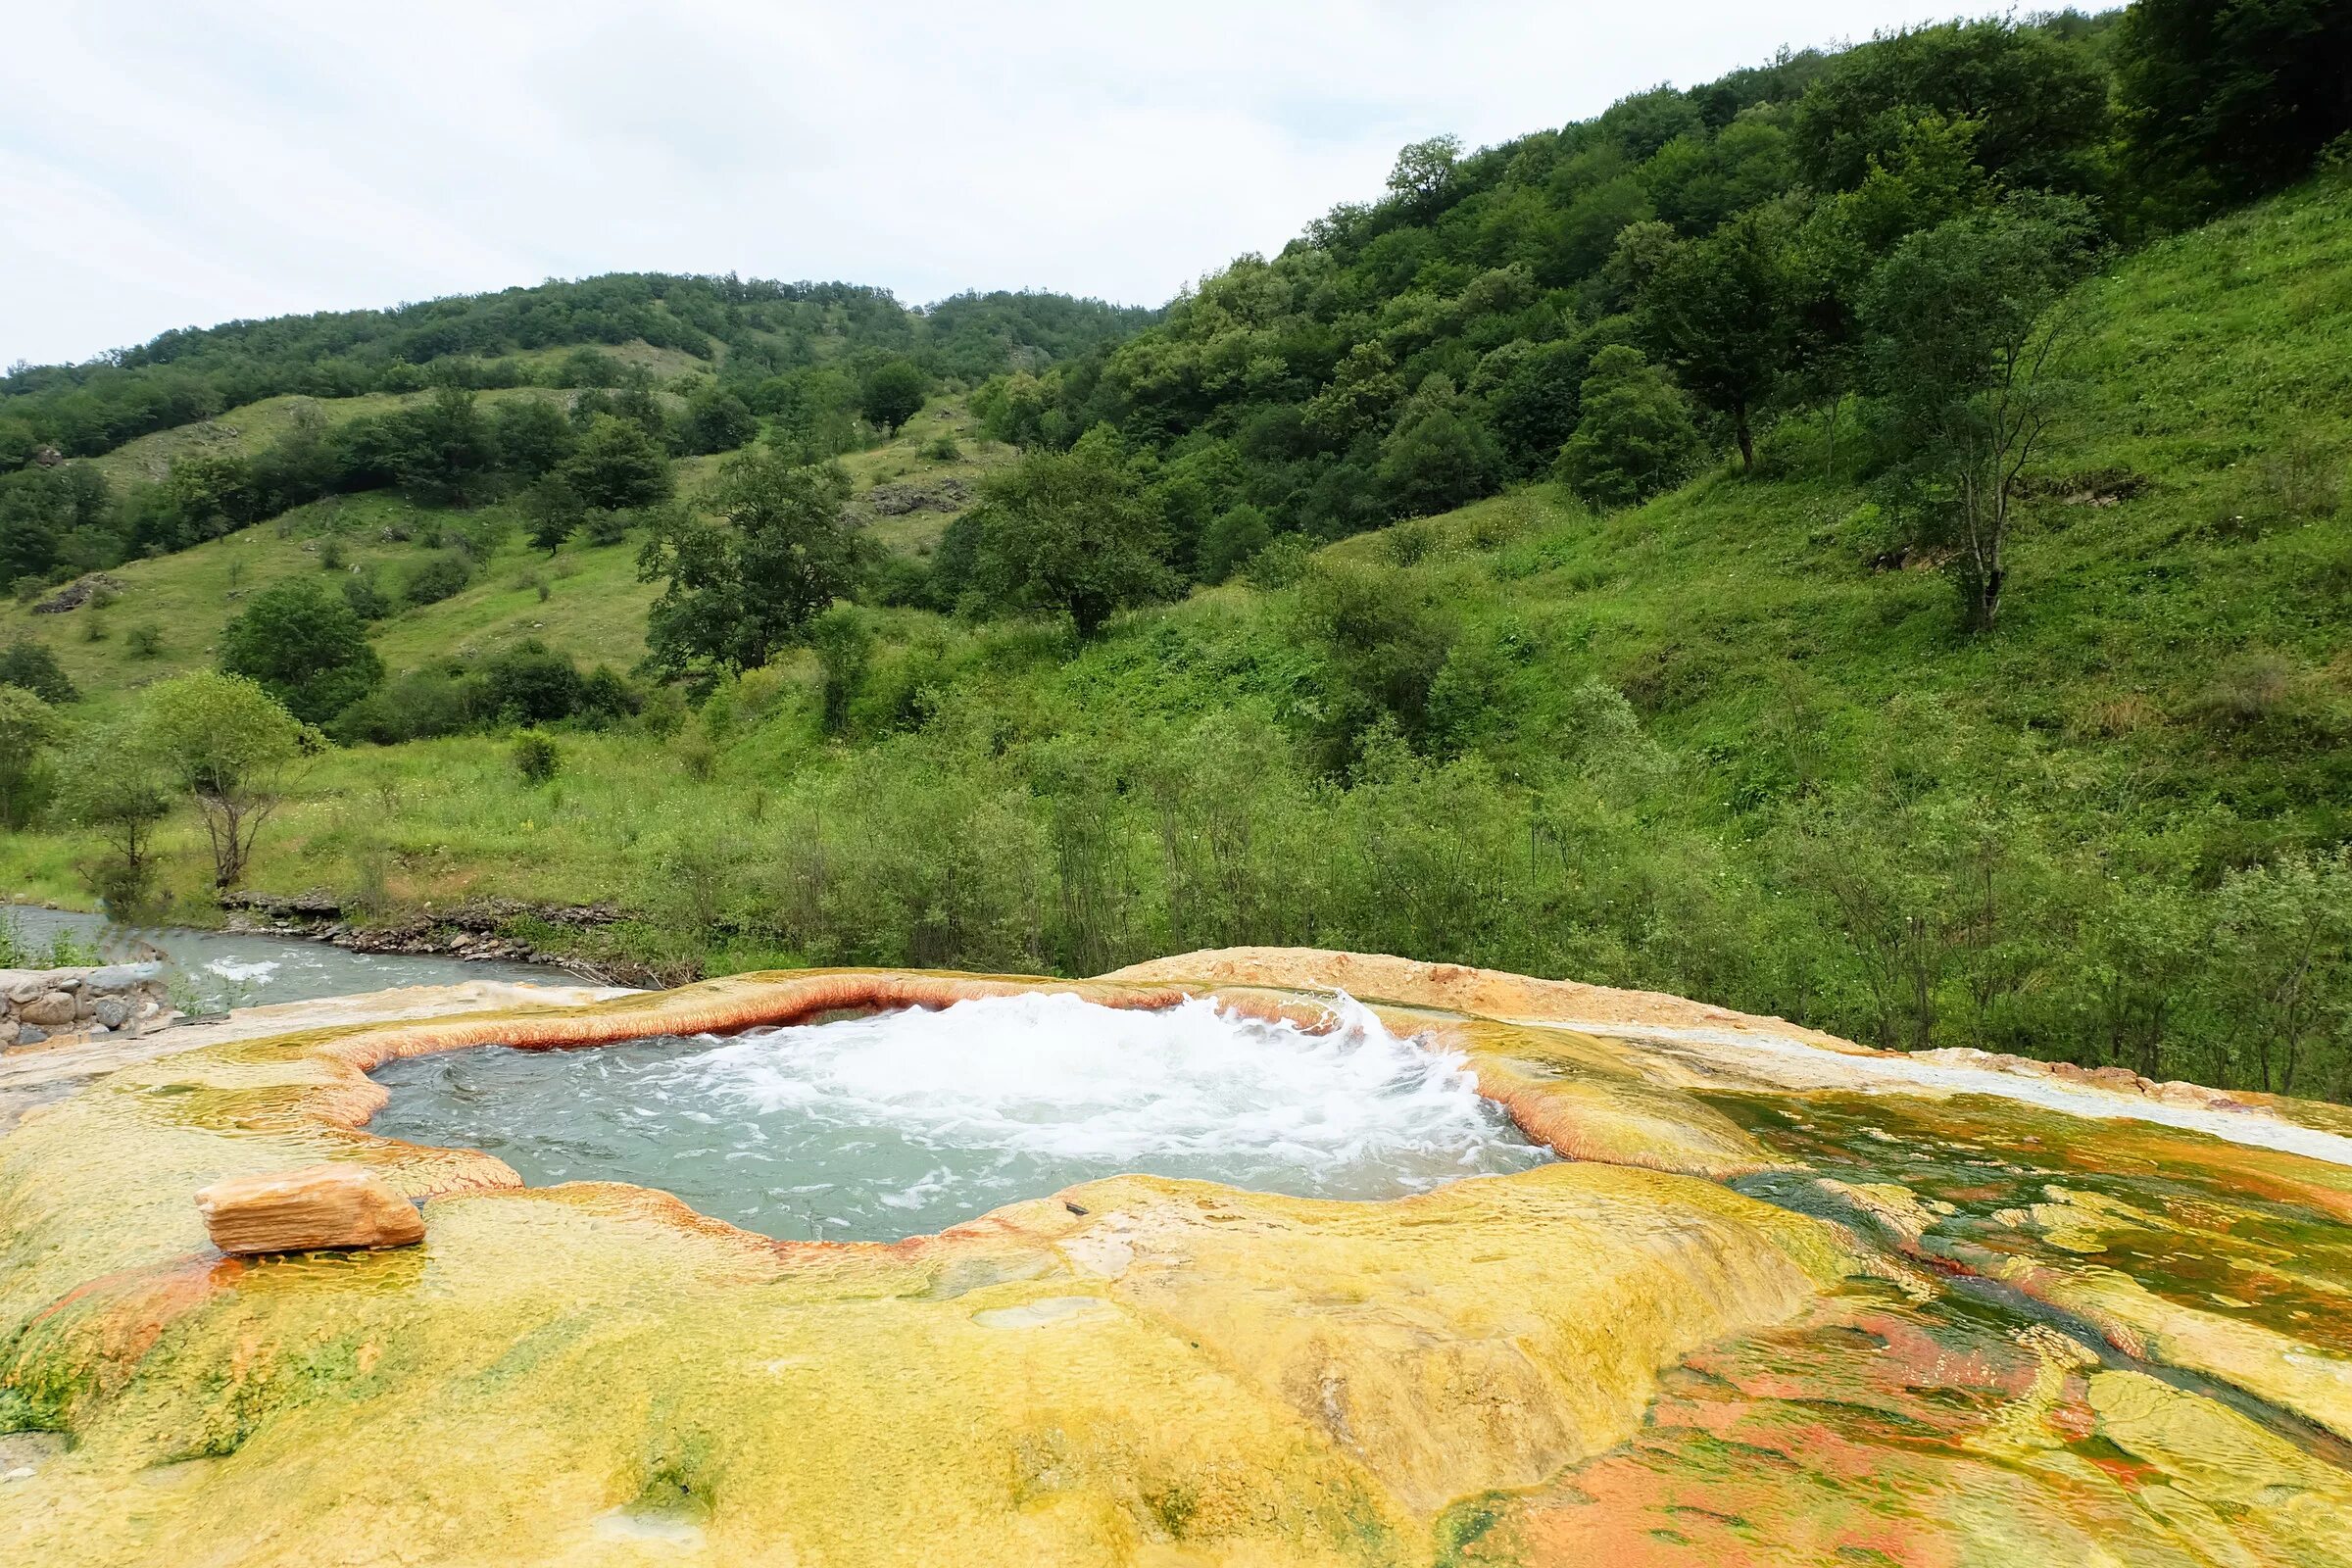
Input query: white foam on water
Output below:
<box><xmin>204</xmin><ymin>957</ymin><xmax>280</xmax><ymax>984</ymax></box>
<box><xmin>369</xmin><ymin>991</ymin><xmax>1547</xmax><ymax>1242</ymax></box>
<box><xmin>700</xmin><ymin>991</ymin><xmax>1517</xmax><ymax>1181</ymax></box>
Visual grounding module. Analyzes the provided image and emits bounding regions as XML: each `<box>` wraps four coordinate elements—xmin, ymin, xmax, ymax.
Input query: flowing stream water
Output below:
<box><xmin>3</xmin><ymin>906</ymin><xmax>562</xmax><ymax>1014</ymax></box>
<box><xmin>369</xmin><ymin>991</ymin><xmax>1552</xmax><ymax>1242</ymax></box>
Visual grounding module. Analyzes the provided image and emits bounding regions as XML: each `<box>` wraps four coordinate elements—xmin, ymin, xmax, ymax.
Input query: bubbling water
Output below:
<box><xmin>368</xmin><ymin>992</ymin><xmax>1551</xmax><ymax>1241</ymax></box>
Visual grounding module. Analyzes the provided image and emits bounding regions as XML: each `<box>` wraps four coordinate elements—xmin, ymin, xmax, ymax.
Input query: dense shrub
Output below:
<box><xmin>218</xmin><ymin>579</ymin><xmax>385</xmax><ymax>723</ymax></box>
<box><xmin>402</xmin><ymin>551</ymin><xmax>473</xmax><ymax>607</ymax></box>
<box><xmin>0</xmin><ymin>639</ymin><xmax>76</xmax><ymax>704</ymax></box>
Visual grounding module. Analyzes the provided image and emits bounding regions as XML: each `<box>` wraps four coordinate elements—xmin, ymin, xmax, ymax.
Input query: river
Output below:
<box><xmin>2</xmin><ymin>905</ymin><xmax>564</xmax><ymax>1014</ymax></box>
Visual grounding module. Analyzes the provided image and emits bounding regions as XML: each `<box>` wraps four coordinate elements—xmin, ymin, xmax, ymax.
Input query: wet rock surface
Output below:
<box><xmin>1</xmin><ymin>953</ymin><xmax>2348</xmax><ymax>1566</ymax></box>
<box><xmin>217</xmin><ymin>892</ymin><xmax>625</xmax><ymax>973</ymax></box>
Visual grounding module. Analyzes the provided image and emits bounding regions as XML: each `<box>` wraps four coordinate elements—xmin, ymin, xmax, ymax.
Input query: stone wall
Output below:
<box><xmin>3</xmin><ymin>962</ymin><xmax>171</xmax><ymax>1047</ymax></box>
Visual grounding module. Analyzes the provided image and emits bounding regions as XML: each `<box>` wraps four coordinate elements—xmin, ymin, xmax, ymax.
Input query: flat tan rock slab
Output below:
<box><xmin>194</xmin><ymin>1163</ymin><xmax>424</xmax><ymax>1255</ymax></box>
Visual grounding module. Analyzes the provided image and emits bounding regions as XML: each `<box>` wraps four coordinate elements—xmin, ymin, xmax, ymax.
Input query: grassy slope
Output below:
<box><xmin>5</xmin><ymin>184</ymin><xmax>2348</xmax><ymax>999</ymax></box>
<box><xmin>83</xmin><ymin>340</ymin><xmax>713</xmax><ymax>487</ymax></box>
<box><xmin>1</xmin><ymin>397</ymin><xmax>1014</xmax><ymax>706</ymax></box>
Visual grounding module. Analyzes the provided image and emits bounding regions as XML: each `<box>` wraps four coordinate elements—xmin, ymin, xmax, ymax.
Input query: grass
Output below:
<box><xmin>2</xmin><ymin>396</ymin><xmax>1015</xmax><ymax>705</ymax></box>
<box><xmin>5</xmin><ymin>181</ymin><xmax>2350</xmax><ymax>1091</ymax></box>
<box><xmin>87</xmin><ymin>388</ymin><xmax>567</xmax><ymax>488</ymax></box>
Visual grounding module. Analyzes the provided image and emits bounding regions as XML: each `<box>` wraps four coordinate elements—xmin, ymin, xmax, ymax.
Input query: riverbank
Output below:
<box><xmin>0</xmin><ymin>902</ymin><xmax>584</xmax><ymax>1015</ymax></box>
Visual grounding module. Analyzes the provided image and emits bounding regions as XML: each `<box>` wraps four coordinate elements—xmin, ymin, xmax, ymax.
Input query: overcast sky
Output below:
<box><xmin>3</xmin><ymin>2</ymin><xmax>2082</xmax><ymax>369</ymax></box>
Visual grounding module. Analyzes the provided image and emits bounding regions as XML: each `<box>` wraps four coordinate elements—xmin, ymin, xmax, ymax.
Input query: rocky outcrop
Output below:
<box><xmin>218</xmin><ymin>892</ymin><xmax>621</xmax><ymax>969</ymax></box>
<box><xmin>862</xmin><ymin>477</ymin><xmax>969</xmax><ymax>515</ymax></box>
<box><xmin>1</xmin><ymin>962</ymin><xmax>168</xmax><ymax>1048</ymax></box>
<box><xmin>28</xmin><ymin>572</ymin><xmax>122</xmax><ymax>613</ymax></box>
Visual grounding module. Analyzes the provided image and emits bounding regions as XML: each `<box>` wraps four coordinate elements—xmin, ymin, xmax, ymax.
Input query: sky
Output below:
<box><xmin>3</xmin><ymin>1</ymin><xmax>2076</xmax><ymax>369</ymax></box>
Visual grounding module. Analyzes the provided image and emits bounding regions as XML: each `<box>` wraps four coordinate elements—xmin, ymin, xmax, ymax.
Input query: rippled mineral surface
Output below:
<box><xmin>2</xmin><ymin>951</ymin><xmax>2349</xmax><ymax>1567</ymax></box>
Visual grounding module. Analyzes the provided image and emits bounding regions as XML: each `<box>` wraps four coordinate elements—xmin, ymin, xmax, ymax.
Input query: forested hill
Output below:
<box><xmin>0</xmin><ymin>275</ymin><xmax>1153</xmax><ymax>463</ymax></box>
<box><xmin>967</xmin><ymin>4</ymin><xmax>2344</xmax><ymax>594</ymax></box>
<box><xmin>3</xmin><ymin>1</ymin><xmax>2350</xmax><ymax>1099</ymax></box>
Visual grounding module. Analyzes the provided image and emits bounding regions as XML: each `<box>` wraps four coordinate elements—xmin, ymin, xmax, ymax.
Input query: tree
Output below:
<box><xmin>390</xmin><ymin>384</ymin><xmax>495</xmax><ymax>503</ymax></box>
<box><xmin>1479</xmin><ymin>338</ymin><xmax>1590</xmax><ymax>476</ymax></box>
<box><xmin>966</xmin><ymin>428</ymin><xmax>1171</xmax><ymax>636</ymax></box>
<box><xmin>1555</xmin><ymin>346</ymin><xmax>1703</xmax><ymax>510</ymax></box>
<box><xmin>0</xmin><ymin>464</ymin><xmax>113</xmax><ymax>585</ymax></box>
<box><xmin>0</xmin><ymin>684</ymin><xmax>60</xmax><ymax>830</ymax></box>
<box><xmin>219</xmin><ymin>579</ymin><xmax>385</xmax><ymax>723</ymax></box>
<box><xmin>522</xmin><ymin>475</ymin><xmax>586</xmax><ymax>554</ymax></box>
<box><xmin>1385</xmin><ymin>134</ymin><xmax>1463</xmax><ymax>215</ymax></box>
<box><xmin>2116</xmin><ymin>0</ymin><xmax>2352</xmax><ymax>213</ymax></box>
<box><xmin>56</xmin><ymin>716</ymin><xmax>172</xmax><ymax>914</ymax></box>
<box><xmin>0</xmin><ymin>639</ymin><xmax>76</xmax><ymax>704</ymax></box>
<box><xmin>492</xmin><ymin>397</ymin><xmax>578</xmax><ymax>477</ymax></box>
<box><xmin>1199</xmin><ymin>505</ymin><xmax>1274</xmax><ymax>584</ymax></box>
<box><xmin>810</xmin><ymin>606</ymin><xmax>872</xmax><ymax>736</ymax></box>
<box><xmin>562</xmin><ymin>414</ymin><xmax>673</xmax><ymax>512</ymax></box>
<box><xmin>141</xmin><ymin>671</ymin><xmax>318</xmax><ymax>890</ymax></box>
<box><xmin>1376</xmin><ymin>375</ymin><xmax>1504</xmax><ymax>517</ymax></box>
<box><xmin>858</xmin><ymin>361</ymin><xmax>929</xmax><ymax>436</ymax></box>
<box><xmin>683</xmin><ymin>386</ymin><xmax>759</xmax><ymax>455</ymax></box>
<box><xmin>640</xmin><ymin>453</ymin><xmax>864</xmax><ymax>675</ymax></box>
<box><xmin>2213</xmin><ymin>851</ymin><xmax>2352</xmax><ymax>1099</ymax></box>
<box><xmin>1859</xmin><ymin>197</ymin><xmax>2095</xmax><ymax>629</ymax></box>
<box><xmin>1790</xmin><ymin>18</ymin><xmax>2111</xmax><ymax>197</ymax></box>
<box><xmin>1642</xmin><ymin>211</ymin><xmax>1797</xmax><ymax>470</ymax></box>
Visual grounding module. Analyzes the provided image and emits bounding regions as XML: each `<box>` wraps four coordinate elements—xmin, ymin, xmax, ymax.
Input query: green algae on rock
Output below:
<box><xmin>3</xmin><ymin>951</ymin><xmax>2350</xmax><ymax>1566</ymax></box>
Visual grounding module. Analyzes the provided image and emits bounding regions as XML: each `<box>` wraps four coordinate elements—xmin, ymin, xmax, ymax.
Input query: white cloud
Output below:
<box><xmin>1</xmin><ymin>0</ymin><xmax>2091</xmax><ymax>368</ymax></box>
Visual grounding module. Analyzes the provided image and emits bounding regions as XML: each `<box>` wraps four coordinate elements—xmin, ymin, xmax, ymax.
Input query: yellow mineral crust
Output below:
<box><xmin>2</xmin><ymin>951</ymin><xmax>2351</xmax><ymax>1567</ymax></box>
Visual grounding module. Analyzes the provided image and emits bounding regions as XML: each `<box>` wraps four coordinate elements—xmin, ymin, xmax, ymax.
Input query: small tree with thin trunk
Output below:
<box><xmin>1642</xmin><ymin>210</ymin><xmax>1796</xmax><ymax>472</ymax></box>
<box><xmin>0</xmin><ymin>683</ymin><xmax>60</xmax><ymax>830</ymax></box>
<box><xmin>58</xmin><ymin>716</ymin><xmax>173</xmax><ymax>914</ymax></box>
<box><xmin>1859</xmin><ymin>197</ymin><xmax>2096</xmax><ymax>630</ymax></box>
<box><xmin>142</xmin><ymin>671</ymin><xmax>318</xmax><ymax>890</ymax></box>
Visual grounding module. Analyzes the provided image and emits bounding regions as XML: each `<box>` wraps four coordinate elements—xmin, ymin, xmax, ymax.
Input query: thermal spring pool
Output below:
<box><xmin>367</xmin><ymin>990</ymin><xmax>1551</xmax><ymax>1240</ymax></box>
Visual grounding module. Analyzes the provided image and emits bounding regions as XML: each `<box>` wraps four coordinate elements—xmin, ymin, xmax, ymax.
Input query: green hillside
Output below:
<box><xmin>9</xmin><ymin>175</ymin><xmax>2350</xmax><ymax>1096</ymax></box>
<box><xmin>4</xmin><ymin>4</ymin><xmax>2350</xmax><ymax>1102</ymax></box>
<box><xmin>0</xmin><ymin>395</ymin><xmax>1010</xmax><ymax>698</ymax></box>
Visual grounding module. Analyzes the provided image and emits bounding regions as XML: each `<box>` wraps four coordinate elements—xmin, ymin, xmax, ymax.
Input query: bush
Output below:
<box><xmin>342</xmin><ymin>574</ymin><xmax>393</xmax><ymax>621</ymax></box>
<box><xmin>1556</xmin><ymin>345</ymin><xmax>1702</xmax><ymax>510</ymax></box>
<box><xmin>582</xmin><ymin>507</ymin><xmax>634</xmax><ymax>547</ymax></box>
<box><xmin>811</xmin><ymin>607</ymin><xmax>872</xmax><ymax>736</ymax></box>
<box><xmin>404</xmin><ymin>551</ymin><xmax>473</xmax><ymax>607</ymax></box>
<box><xmin>512</xmin><ymin>731</ymin><xmax>561</xmax><ymax>784</ymax></box>
<box><xmin>218</xmin><ymin>579</ymin><xmax>386</xmax><ymax>724</ymax></box>
<box><xmin>579</xmin><ymin>665</ymin><xmax>641</xmax><ymax>726</ymax></box>
<box><xmin>2191</xmin><ymin>653</ymin><xmax>2297</xmax><ymax>728</ymax></box>
<box><xmin>1243</xmin><ymin>534</ymin><xmax>1313</xmax><ymax>589</ymax></box>
<box><xmin>0</xmin><ymin>639</ymin><xmax>75</xmax><ymax>704</ymax></box>
<box><xmin>332</xmin><ymin>665</ymin><xmax>488</xmax><ymax>744</ymax></box>
<box><xmin>482</xmin><ymin>639</ymin><xmax>587</xmax><ymax>724</ymax></box>
<box><xmin>125</xmin><ymin>622</ymin><xmax>163</xmax><ymax>659</ymax></box>
<box><xmin>675</xmin><ymin>731</ymin><xmax>718</xmax><ymax>781</ymax></box>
